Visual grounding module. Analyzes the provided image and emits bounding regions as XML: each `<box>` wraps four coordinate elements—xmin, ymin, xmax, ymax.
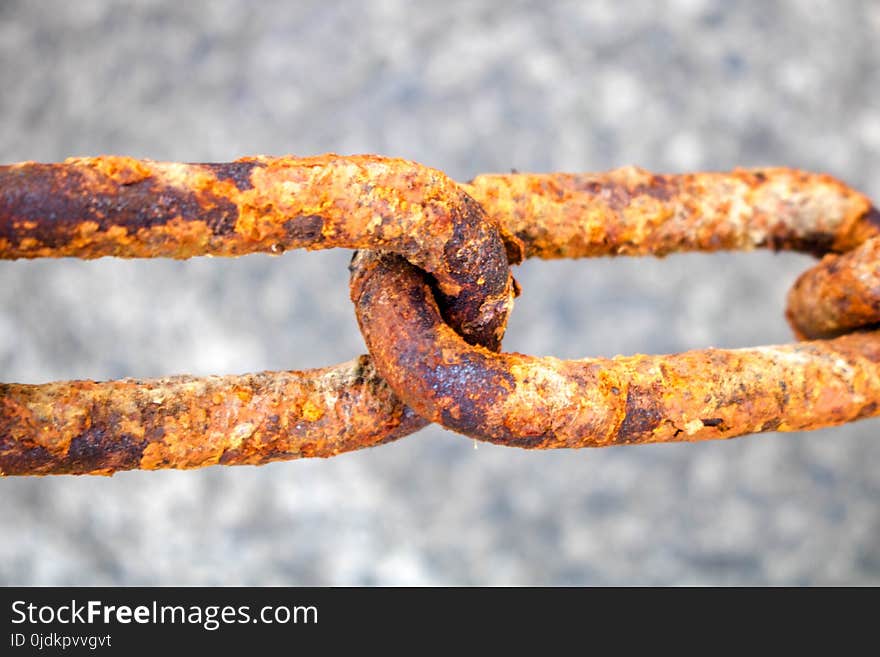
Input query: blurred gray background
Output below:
<box><xmin>1</xmin><ymin>0</ymin><xmax>878</xmax><ymax>585</ymax></box>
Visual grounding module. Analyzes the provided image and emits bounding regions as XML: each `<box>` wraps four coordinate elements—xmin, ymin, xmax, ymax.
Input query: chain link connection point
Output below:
<box><xmin>1</xmin><ymin>155</ymin><xmax>878</xmax><ymax>475</ymax></box>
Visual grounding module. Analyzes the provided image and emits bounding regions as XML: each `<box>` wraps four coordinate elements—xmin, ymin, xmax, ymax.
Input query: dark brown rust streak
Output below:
<box><xmin>351</xmin><ymin>251</ymin><xmax>880</xmax><ymax>448</ymax></box>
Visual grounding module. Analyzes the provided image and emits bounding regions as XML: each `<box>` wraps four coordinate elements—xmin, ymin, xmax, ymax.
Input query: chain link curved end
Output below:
<box><xmin>786</xmin><ymin>235</ymin><xmax>880</xmax><ymax>340</ymax></box>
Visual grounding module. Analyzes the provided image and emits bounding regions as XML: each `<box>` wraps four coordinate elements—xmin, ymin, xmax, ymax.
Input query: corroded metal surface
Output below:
<box><xmin>2</xmin><ymin>155</ymin><xmax>879</xmax><ymax>475</ymax></box>
<box><xmin>0</xmin><ymin>155</ymin><xmax>515</xmax><ymax>349</ymax></box>
<box><xmin>0</xmin><ymin>357</ymin><xmax>427</xmax><ymax>475</ymax></box>
<box><xmin>0</xmin><ymin>154</ymin><xmax>515</xmax><ymax>475</ymax></box>
<box><xmin>786</xmin><ymin>236</ymin><xmax>880</xmax><ymax>339</ymax></box>
<box><xmin>352</xmin><ymin>251</ymin><xmax>880</xmax><ymax>447</ymax></box>
<box><xmin>466</xmin><ymin>166</ymin><xmax>879</xmax><ymax>258</ymax></box>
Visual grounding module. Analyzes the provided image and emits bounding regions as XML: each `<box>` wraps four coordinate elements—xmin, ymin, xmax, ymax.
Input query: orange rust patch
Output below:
<box><xmin>301</xmin><ymin>400</ymin><xmax>325</xmax><ymax>422</ymax></box>
<box><xmin>79</xmin><ymin>155</ymin><xmax>154</xmax><ymax>185</ymax></box>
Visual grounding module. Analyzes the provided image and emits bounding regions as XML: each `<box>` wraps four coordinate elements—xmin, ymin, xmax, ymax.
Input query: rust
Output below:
<box><xmin>2</xmin><ymin>154</ymin><xmax>880</xmax><ymax>473</ymax></box>
<box><xmin>0</xmin><ymin>155</ymin><xmax>516</xmax><ymax>349</ymax></box>
<box><xmin>786</xmin><ymin>236</ymin><xmax>880</xmax><ymax>339</ymax></box>
<box><xmin>351</xmin><ymin>251</ymin><xmax>880</xmax><ymax>447</ymax></box>
<box><xmin>0</xmin><ymin>154</ymin><xmax>517</xmax><ymax>475</ymax></box>
<box><xmin>465</xmin><ymin>167</ymin><xmax>878</xmax><ymax>259</ymax></box>
<box><xmin>0</xmin><ymin>357</ymin><xmax>426</xmax><ymax>475</ymax></box>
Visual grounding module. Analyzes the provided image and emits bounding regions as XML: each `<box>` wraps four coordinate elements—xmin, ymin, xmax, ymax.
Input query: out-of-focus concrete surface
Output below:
<box><xmin>1</xmin><ymin>0</ymin><xmax>878</xmax><ymax>585</ymax></box>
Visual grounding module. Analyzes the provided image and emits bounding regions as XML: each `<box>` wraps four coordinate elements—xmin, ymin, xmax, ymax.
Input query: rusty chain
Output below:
<box><xmin>0</xmin><ymin>155</ymin><xmax>878</xmax><ymax>475</ymax></box>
